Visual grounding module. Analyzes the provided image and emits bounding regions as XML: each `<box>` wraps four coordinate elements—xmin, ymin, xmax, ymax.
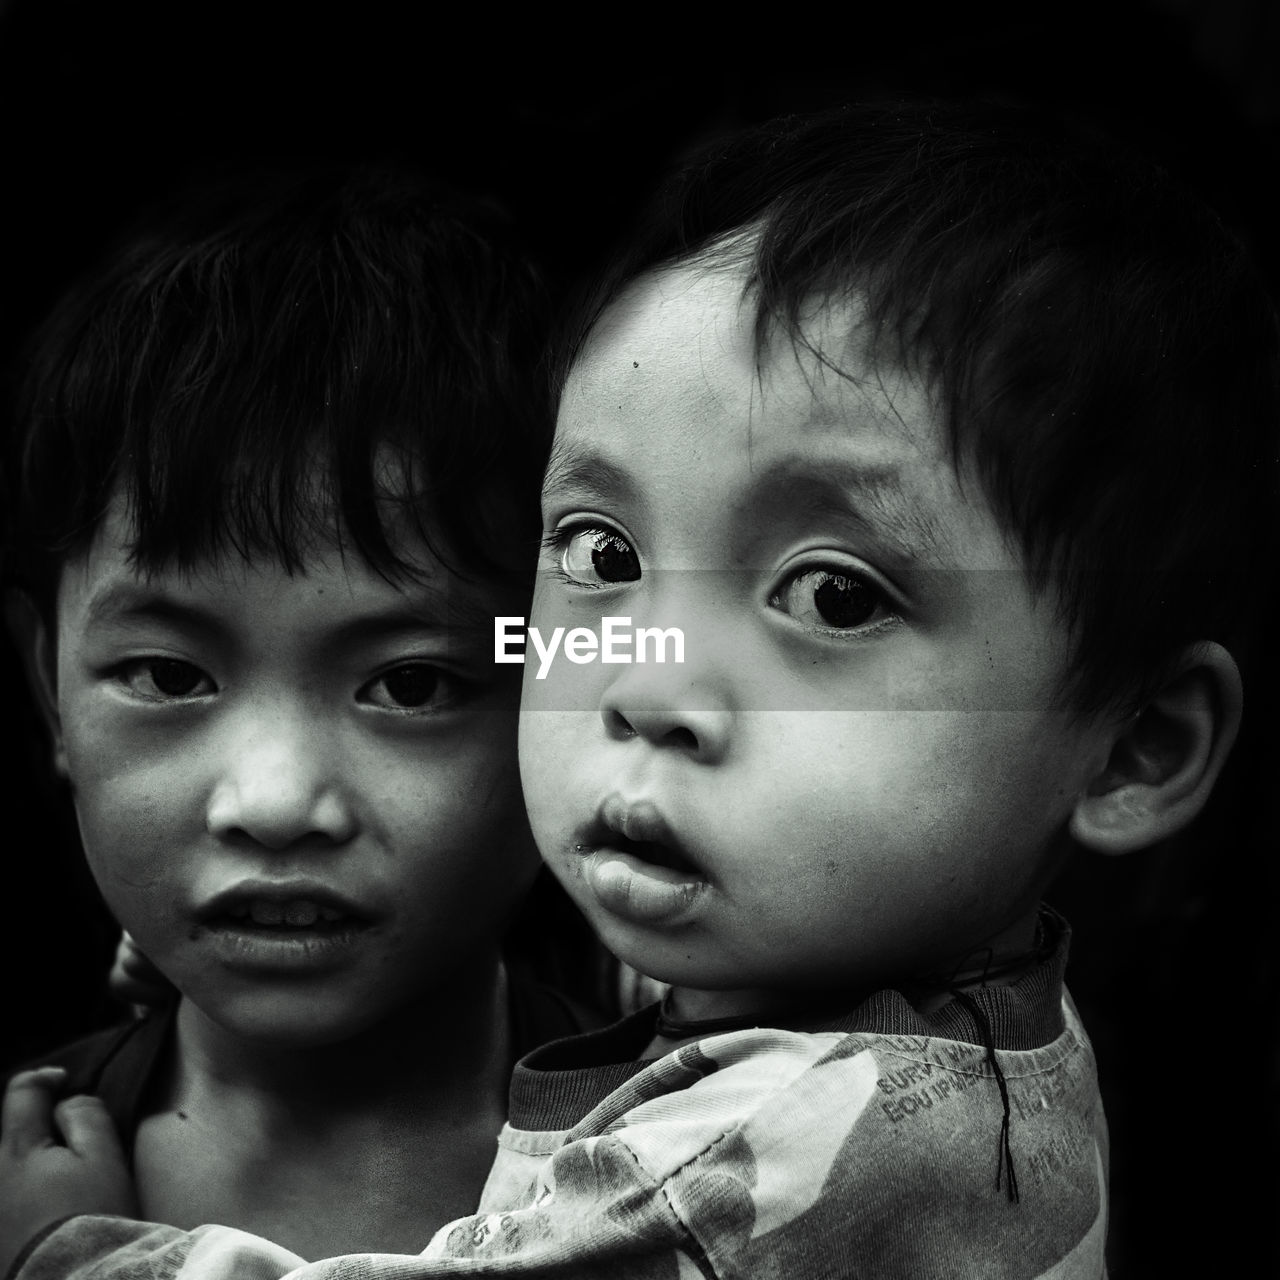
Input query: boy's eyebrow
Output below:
<box><xmin>84</xmin><ymin>582</ymin><xmax>493</xmax><ymax>640</ymax></box>
<box><xmin>542</xmin><ymin>442</ymin><xmax>639</xmax><ymax>506</ymax></box>
<box><xmin>544</xmin><ymin>440</ymin><xmax>951</xmax><ymax>563</ymax></box>
<box><xmin>740</xmin><ymin>455</ymin><xmax>950</xmax><ymax>564</ymax></box>
<box><xmin>86</xmin><ymin>583</ymin><xmax>231</xmax><ymax>637</ymax></box>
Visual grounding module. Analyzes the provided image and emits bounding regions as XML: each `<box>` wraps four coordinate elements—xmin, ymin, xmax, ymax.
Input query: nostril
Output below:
<box><xmin>605</xmin><ymin>708</ymin><xmax>638</xmax><ymax>741</ymax></box>
<box><xmin>603</xmin><ymin>707</ymin><xmax>699</xmax><ymax>752</ymax></box>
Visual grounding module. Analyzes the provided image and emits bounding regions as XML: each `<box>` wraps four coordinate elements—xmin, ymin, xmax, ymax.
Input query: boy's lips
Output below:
<box><xmin>191</xmin><ymin>881</ymin><xmax>380</xmax><ymax>972</ymax></box>
<box><xmin>194</xmin><ymin>882</ymin><xmax>376</xmax><ymax>932</ymax></box>
<box><xmin>573</xmin><ymin>797</ymin><xmax>706</xmax><ymax>925</ymax></box>
<box><xmin>576</xmin><ymin>796</ymin><xmax>698</xmax><ymax>873</ymax></box>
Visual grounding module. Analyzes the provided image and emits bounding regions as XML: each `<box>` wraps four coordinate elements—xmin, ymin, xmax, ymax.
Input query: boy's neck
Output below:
<box><xmin>167</xmin><ymin>954</ymin><xmax>511</xmax><ymax>1116</ymax></box>
<box><xmin>652</xmin><ymin>909</ymin><xmax>1047</xmax><ymax>1051</ymax></box>
<box><xmin>133</xmin><ymin>953</ymin><xmax>515</xmax><ymax>1254</ymax></box>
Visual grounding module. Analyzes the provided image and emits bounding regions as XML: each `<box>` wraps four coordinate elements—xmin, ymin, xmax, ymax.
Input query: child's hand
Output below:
<box><xmin>108</xmin><ymin>932</ymin><xmax>175</xmax><ymax>1011</ymax></box>
<box><xmin>0</xmin><ymin>1068</ymin><xmax>138</xmax><ymax>1276</ymax></box>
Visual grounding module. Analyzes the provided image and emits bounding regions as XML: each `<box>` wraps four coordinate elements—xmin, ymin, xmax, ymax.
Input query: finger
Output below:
<box><xmin>111</xmin><ymin>933</ymin><xmax>173</xmax><ymax>1008</ymax></box>
<box><xmin>0</xmin><ymin>1068</ymin><xmax>66</xmax><ymax>1153</ymax></box>
<box><xmin>53</xmin><ymin>1094</ymin><xmax>126</xmax><ymax>1163</ymax></box>
<box><xmin>116</xmin><ymin>933</ymin><xmax>146</xmax><ymax>978</ymax></box>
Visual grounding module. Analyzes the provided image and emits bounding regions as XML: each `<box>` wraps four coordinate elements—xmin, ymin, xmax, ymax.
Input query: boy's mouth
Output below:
<box><xmin>196</xmin><ymin>885</ymin><xmax>372</xmax><ymax>934</ymax></box>
<box><xmin>571</xmin><ymin>796</ymin><xmax>708</xmax><ymax>927</ymax></box>
<box><xmin>576</xmin><ymin>797</ymin><xmax>698</xmax><ymax>875</ymax></box>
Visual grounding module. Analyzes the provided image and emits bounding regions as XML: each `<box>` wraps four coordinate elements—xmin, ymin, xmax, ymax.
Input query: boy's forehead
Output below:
<box><xmin>571</xmin><ymin>262</ymin><xmax>755</xmax><ymax>394</ymax></box>
<box><xmin>562</xmin><ymin>262</ymin><xmax>953</xmax><ymax>491</ymax></box>
<box><xmin>58</xmin><ymin>494</ymin><xmax>501</xmax><ymax>626</ymax></box>
<box><xmin>568</xmin><ymin>261</ymin><xmax>935</xmax><ymax>447</ymax></box>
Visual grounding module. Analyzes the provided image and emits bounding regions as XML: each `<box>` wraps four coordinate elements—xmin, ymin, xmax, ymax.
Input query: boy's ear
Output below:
<box><xmin>1069</xmin><ymin>642</ymin><xmax>1242</xmax><ymax>855</ymax></box>
<box><xmin>3</xmin><ymin>589</ymin><xmax>67</xmax><ymax>777</ymax></box>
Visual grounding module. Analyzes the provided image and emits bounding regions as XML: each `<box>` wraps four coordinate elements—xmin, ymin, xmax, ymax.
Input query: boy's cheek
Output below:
<box><xmin>75</xmin><ymin>809</ymin><xmax>181</xmax><ymax>922</ymax></box>
<box><xmin>517</xmin><ymin>710</ymin><xmax>582</xmax><ymax>837</ymax></box>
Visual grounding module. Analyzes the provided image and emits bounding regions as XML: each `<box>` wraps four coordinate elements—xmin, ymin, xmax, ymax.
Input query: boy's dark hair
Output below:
<box><xmin>5</xmin><ymin>164</ymin><xmax>551</xmax><ymax>612</ymax></box>
<box><xmin>566</xmin><ymin>101</ymin><xmax>1279</xmax><ymax>713</ymax></box>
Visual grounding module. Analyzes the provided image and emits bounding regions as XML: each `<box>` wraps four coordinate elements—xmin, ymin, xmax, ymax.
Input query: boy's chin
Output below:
<box><xmin>180</xmin><ymin>988</ymin><xmax>409</xmax><ymax>1053</ymax></box>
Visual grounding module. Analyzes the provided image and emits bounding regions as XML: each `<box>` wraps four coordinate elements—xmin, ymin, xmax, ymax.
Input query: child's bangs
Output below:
<box><xmin>9</xmin><ymin>165</ymin><xmax>550</xmax><ymax>600</ymax></box>
<box><xmin>115</xmin><ymin>359</ymin><xmax>463</xmax><ymax>586</ymax></box>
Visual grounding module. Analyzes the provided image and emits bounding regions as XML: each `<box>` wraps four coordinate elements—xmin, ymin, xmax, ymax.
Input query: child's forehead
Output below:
<box><xmin>60</xmin><ymin>494</ymin><xmax>504</xmax><ymax>627</ymax></box>
<box><xmin>563</xmin><ymin>265</ymin><xmax>944</xmax><ymax>480</ymax></box>
<box><xmin>570</xmin><ymin>260</ymin><xmax>935</xmax><ymax>447</ymax></box>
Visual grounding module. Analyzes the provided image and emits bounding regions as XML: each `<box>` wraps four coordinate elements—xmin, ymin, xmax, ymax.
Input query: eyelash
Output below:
<box><xmin>114</xmin><ymin>657</ymin><xmax>216</xmax><ymax>702</ymax></box>
<box><xmin>112</xmin><ymin>658</ymin><xmax>464</xmax><ymax>715</ymax></box>
<box><xmin>357</xmin><ymin>663</ymin><xmax>465</xmax><ymax>715</ymax></box>
<box><xmin>769</xmin><ymin>563</ymin><xmax>899</xmax><ymax>636</ymax></box>
<box><xmin>543</xmin><ymin>522</ymin><xmax>641</xmax><ymax>589</ymax></box>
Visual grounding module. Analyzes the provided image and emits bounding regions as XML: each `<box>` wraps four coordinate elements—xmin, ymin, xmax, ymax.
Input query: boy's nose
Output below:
<box><xmin>205</xmin><ymin>716</ymin><xmax>357</xmax><ymax>850</ymax></box>
<box><xmin>599</xmin><ymin>669</ymin><xmax>732</xmax><ymax>764</ymax></box>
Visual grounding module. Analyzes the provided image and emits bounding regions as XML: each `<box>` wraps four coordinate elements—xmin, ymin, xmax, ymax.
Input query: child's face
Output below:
<box><xmin>519</xmin><ymin>261</ymin><xmax>1114</xmax><ymax>1001</ymax></box>
<box><xmin>52</xmin><ymin>498</ymin><xmax>537</xmax><ymax>1045</ymax></box>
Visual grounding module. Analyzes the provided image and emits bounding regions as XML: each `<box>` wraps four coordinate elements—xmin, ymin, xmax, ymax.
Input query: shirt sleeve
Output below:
<box><xmin>14</xmin><ymin>1024</ymin><xmax>1107</xmax><ymax>1280</ymax></box>
<box><xmin>15</xmin><ymin>1217</ymin><xmax>306</xmax><ymax>1280</ymax></box>
<box><xmin>18</xmin><ymin>1165</ymin><xmax>704</xmax><ymax>1280</ymax></box>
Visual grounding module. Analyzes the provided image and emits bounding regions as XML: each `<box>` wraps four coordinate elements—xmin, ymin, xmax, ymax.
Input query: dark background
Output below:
<box><xmin>1</xmin><ymin>1</ymin><xmax>1277</xmax><ymax>1272</ymax></box>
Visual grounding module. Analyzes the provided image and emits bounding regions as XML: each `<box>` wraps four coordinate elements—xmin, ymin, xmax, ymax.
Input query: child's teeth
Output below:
<box><xmin>284</xmin><ymin>901</ymin><xmax>319</xmax><ymax>927</ymax></box>
<box><xmin>236</xmin><ymin>899</ymin><xmax>341</xmax><ymax>926</ymax></box>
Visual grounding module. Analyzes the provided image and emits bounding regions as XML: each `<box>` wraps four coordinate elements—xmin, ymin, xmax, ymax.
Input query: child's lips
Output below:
<box><xmin>573</xmin><ymin>797</ymin><xmax>707</xmax><ymax>925</ymax></box>
<box><xmin>194</xmin><ymin>882</ymin><xmax>376</xmax><ymax>931</ymax></box>
<box><xmin>576</xmin><ymin>796</ymin><xmax>698</xmax><ymax>874</ymax></box>
<box><xmin>191</xmin><ymin>882</ymin><xmax>381</xmax><ymax>971</ymax></box>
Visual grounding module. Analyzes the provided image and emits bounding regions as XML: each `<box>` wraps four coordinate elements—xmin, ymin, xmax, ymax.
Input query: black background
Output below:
<box><xmin>1</xmin><ymin>1</ymin><xmax>1277</xmax><ymax>1272</ymax></box>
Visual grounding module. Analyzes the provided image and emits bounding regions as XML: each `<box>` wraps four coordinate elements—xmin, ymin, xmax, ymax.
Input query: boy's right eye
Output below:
<box><xmin>359</xmin><ymin>663</ymin><xmax>456</xmax><ymax>713</ymax></box>
<box><xmin>118</xmin><ymin>658</ymin><xmax>216</xmax><ymax>700</ymax></box>
<box><xmin>553</xmin><ymin>525</ymin><xmax>641</xmax><ymax>588</ymax></box>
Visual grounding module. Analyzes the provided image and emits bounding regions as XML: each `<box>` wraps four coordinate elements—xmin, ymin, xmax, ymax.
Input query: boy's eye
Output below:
<box><xmin>558</xmin><ymin>526</ymin><xmax>640</xmax><ymax>587</ymax></box>
<box><xmin>120</xmin><ymin>658</ymin><xmax>215</xmax><ymax>700</ymax></box>
<box><xmin>360</xmin><ymin>663</ymin><xmax>451</xmax><ymax>712</ymax></box>
<box><xmin>771</xmin><ymin>568</ymin><xmax>888</xmax><ymax>631</ymax></box>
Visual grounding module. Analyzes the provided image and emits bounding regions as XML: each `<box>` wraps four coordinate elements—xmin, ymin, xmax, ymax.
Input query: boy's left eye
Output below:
<box><xmin>359</xmin><ymin>663</ymin><xmax>453</xmax><ymax>711</ymax></box>
<box><xmin>556</xmin><ymin>526</ymin><xmax>640</xmax><ymax>588</ymax></box>
<box><xmin>119</xmin><ymin>658</ymin><xmax>216</xmax><ymax>700</ymax></box>
<box><xmin>771</xmin><ymin>568</ymin><xmax>890</xmax><ymax>631</ymax></box>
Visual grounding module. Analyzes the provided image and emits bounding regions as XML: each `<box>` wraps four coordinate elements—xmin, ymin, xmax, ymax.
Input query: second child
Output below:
<box><xmin>0</xmin><ymin>165</ymin><xmax>596</xmax><ymax>1260</ymax></box>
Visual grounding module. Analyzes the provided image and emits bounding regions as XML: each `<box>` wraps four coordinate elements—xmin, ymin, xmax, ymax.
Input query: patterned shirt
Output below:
<box><xmin>15</xmin><ymin>912</ymin><xmax>1107</xmax><ymax>1280</ymax></box>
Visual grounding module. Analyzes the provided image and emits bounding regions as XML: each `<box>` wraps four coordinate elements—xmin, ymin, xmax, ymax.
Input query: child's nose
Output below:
<box><xmin>205</xmin><ymin>711</ymin><xmax>357</xmax><ymax>850</ymax></box>
<box><xmin>599</xmin><ymin>668</ymin><xmax>732</xmax><ymax>764</ymax></box>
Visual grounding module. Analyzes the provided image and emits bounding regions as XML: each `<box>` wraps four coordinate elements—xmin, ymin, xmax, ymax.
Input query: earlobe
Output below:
<box><xmin>1069</xmin><ymin>643</ymin><xmax>1243</xmax><ymax>855</ymax></box>
<box><xmin>3</xmin><ymin>589</ymin><xmax>67</xmax><ymax>778</ymax></box>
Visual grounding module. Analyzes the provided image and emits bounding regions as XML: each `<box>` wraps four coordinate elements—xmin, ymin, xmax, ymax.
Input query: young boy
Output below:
<box><xmin>4</xmin><ymin>100</ymin><xmax>1275</xmax><ymax>1278</ymax></box>
<box><xmin>0</xmin><ymin>164</ymin><xmax>602</xmax><ymax>1259</ymax></box>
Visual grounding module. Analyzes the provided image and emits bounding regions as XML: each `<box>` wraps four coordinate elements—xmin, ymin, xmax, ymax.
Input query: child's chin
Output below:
<box><xmin>196</xmin><ymin>990</ymin><xmax>388</xmax><ymax>1049</ymax></box>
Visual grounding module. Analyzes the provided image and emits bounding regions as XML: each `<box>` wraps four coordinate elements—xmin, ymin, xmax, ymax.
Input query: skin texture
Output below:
<box><xmin>520</xmin><ymin>260</ymin><xmax>1120</xmax><ymax>1022</ymax></box>
<box><xmin>50</xmin><ymin>500</ymin><xmax>538</xmax><ymax>1049</ymax></box>
<box><xmin>24</xmin><ymin>497</ymin><xmax>542</xmax><ymax>1253</ymax></box>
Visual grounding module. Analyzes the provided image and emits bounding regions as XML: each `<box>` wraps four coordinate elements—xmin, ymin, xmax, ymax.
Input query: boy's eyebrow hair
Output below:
<box><xmin>86</xmin><ymin>583</ymin><xmax>232</xmax><ymax>637</ymax></box>
<box><xmin>545</xmin><ymin>441</ymin><xmax>952</xmax><ymax>561</ymax></box>
<box><xmin>541</xmin><ymin>442</ymin><xmax>640</xmax><ymax>505</ymax></box>
<box><xmin>740</xmin><ymin>454</ymin><xmax>951</xmax><ymax>562</ymax></box>
<box><xmin>84</xmin><ymin>581</ymin><xmax>494</xmax><ymax>639</ymax></box>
